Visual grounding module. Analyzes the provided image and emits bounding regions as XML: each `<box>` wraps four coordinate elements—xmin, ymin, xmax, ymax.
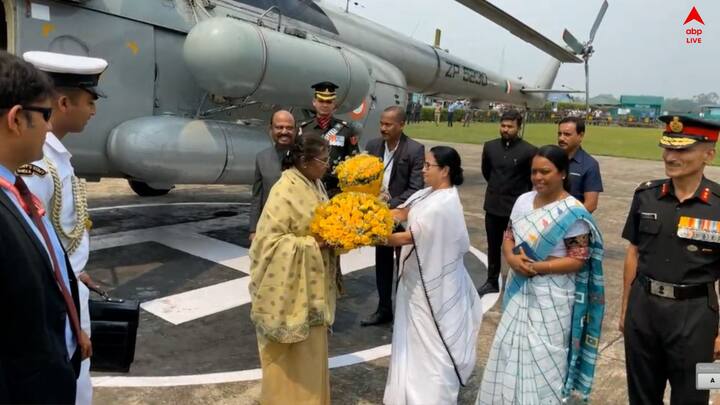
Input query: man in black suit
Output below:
<box><xmin>361</xmin><ymin>106</ymin><xmax>425</xmax><ymax>326</ymax></box>
<box><xmin>478</xmin><ymin>110</ymin><xmax>537</xmax><ymax>296</ymax></box>
<box><xmin>0</xmin><ymin>51</ymin><xmax>85</xmax><ymax>404</ymax></box>
<box><xmin>248</xmin><ymin>110</ymin><xmax>296</xmax><ymax>242</ymax></box>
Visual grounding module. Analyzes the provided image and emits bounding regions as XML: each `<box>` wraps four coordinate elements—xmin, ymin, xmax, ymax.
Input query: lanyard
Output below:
<box><xmin>384</xmin><ymin>142</ymin><xmax>397</xmax><ymax>169</ymax></box>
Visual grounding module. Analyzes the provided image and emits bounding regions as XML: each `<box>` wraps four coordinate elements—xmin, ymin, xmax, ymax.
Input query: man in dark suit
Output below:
<box><xmin>361</xmin><ymin>106</ymin><xmax>425</xmax><ymax>326</ymax></box>
<box><xmin>478</xmin><ymin>110</ymin><xmax>537</xmax><ymax>296</ymax></box>
<box><xmin>0</xmin><ymin>51</ymin><xmax>85</xmax><ymax>404</ymax></box>
<box><xmin>249</xmin><ymin>110</ymin><xmax>296</xmax><ymax>242</ymax></box>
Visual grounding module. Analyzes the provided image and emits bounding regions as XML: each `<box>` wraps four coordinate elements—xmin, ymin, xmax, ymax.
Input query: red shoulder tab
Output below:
<box><xmin>660</xmin><ymin>183</ymin><xmax>670</xmax><ymax>197</ymax></box>
<box><xmin>700</xmin><ymin>187</ymin><xmax>711</xmax><ymax>204</ymax></box>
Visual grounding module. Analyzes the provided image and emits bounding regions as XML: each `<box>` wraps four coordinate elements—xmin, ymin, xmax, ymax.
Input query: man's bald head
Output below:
<box><xmin>270</xmin><ymin>110</ymin><xmax>296</xmax><ymax>147</ymax></box>
<box><xmin>271</xmin><ymin>110</ymin><xmax>294</xmax><ymax>127</ymax></box>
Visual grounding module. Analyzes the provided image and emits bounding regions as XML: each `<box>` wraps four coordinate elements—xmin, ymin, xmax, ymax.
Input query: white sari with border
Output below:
<box><xmin>477</xmin><ymin>192</ymin><xmax>605</xmax><ymax>404</ymax></box>
<box><xmin>383</xmin><ymin>187</ymin><xmax>484</xmax><ymax>405</ymax></box>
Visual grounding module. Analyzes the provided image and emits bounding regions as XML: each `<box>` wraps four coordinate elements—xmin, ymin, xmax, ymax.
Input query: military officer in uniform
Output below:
<box><xmin>298</xmin><ymin>81</ymin><xmax>360</xmax><ymax>197</ymax></box>
<box><xmin>620</xmin><ymin>115</ymin><xmax>720</xmax><ymax>405</ymax></box>
<box><xmin>20</xmin><ymin>51</ymin><xmax>108</xmax><ymax>405</ymax></box>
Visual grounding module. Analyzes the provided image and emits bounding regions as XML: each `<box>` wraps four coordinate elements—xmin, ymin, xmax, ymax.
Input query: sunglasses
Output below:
<box><xmin>22</xmin><ymin>105</ymin><xmax>52</xmax><ymax>122</ymax></box>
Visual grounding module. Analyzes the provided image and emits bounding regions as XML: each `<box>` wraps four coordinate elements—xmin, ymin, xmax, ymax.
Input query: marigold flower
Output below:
<box><xmin>310</xmin><ymin>192</ymin><xmax>394</xmax><ymax>252</ymax></box>
<box><xmin>335</xmin><ymin>154</ymin><xmax>384</xmax><ymax>195</ymax></box>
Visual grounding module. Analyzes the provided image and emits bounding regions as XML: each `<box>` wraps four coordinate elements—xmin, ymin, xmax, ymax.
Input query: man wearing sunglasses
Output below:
<box><xmin>0</xmin><ymin>51</ymin><xmax>82</xmax><ymax>404</ymax></box>
<box><xmin>298</xmin><ymin>81</ymin><xmax>360</xmax><ymax>198</ymax></box>
<box><xmin>20</xmin><ymin>51</ymin><xmax>108</xmax><ymax>405</ymax></box>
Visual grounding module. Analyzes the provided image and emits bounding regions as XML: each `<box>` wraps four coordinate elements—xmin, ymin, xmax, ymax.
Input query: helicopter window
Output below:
<box><xmin>232</xmin><ymin>0</ymin><xmax>338</xmax><ymax>34</ymax></box>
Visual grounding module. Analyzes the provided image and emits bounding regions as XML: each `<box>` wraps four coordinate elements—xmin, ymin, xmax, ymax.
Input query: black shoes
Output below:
<box><xmin>360</xmin><ymin>309</ymin><xmax>393</xmax><ymax>327</ymax></box>
<box><xmin>477</xmin><ymin>281</ymin><xmax>500</xmax><ymax>296</ymax></box>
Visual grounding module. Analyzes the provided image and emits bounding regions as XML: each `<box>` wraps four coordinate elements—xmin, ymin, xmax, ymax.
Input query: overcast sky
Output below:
<box><xmin>320</xmin><ymin>0</ymin><xmax>718</xmax><ymax>99</ymax></box>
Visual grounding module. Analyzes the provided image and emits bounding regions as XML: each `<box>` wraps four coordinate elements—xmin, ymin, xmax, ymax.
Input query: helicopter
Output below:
<box><xmin>0</xmin><ymin>0</ymin><xmax>606</xmax><ymax>196</ymax></box>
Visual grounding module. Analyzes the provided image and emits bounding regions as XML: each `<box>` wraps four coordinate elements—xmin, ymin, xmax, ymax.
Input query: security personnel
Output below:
<box><xmin>478</xmin><ymin>109</ymin><xmax>537</xmax><ymax>296</ymax></box>
<box><xmin>20</xmin><ymin>51</ymin><xmax>108</xmax><ymax>405</ymax></box>
<box><xmin>299</xmin><ymin>81</ymin><xmax>360</xmax><ymax>197</ymax></box>
<box><xmin>620</xmin><ymin>115</ymin><xmax>720</xmax><ymax>405</ymax></box>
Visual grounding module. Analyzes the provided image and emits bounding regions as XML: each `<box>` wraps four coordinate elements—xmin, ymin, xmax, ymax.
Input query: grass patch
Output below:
<box><xmin>405</xmin><ymin>122</ymin><xmax>668</xmax><ymax>161</ymax></box>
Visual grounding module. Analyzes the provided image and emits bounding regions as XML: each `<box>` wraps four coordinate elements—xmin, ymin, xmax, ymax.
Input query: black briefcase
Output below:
<box><xmin>88</xmin><ymin>289</ymin><xmax>140</xmax><ymax>373</ymax></box>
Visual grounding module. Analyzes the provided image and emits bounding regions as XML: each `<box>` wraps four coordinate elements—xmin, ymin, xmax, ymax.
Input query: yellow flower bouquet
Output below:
<box><xmin>334</xmin><ymin>153</ymin><xmax>384</xmax><ymax>196</ymax></box>
<box><xmin>310</xmin><ymin>192</ymin><xmax>394</xmax><ymax>251</ymax></box>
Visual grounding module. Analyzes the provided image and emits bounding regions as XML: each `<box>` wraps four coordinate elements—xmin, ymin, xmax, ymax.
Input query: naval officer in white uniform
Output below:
<box><xmin>20</xmin><ymin>51</ymin><xmax>108</xmax><ymax>405</ymax></box>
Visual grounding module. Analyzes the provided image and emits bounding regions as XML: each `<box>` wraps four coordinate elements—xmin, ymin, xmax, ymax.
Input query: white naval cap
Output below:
<box><xmin>22</xmin><ymin>51</ymin><xmax>108</xmax><ymax>99</ymax></box>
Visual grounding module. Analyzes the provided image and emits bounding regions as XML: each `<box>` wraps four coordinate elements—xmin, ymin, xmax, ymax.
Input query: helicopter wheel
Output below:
<box><xmin>128</xmin><ymin>180</ymin><xmax>173</xmax><ymax>197</ymax></box>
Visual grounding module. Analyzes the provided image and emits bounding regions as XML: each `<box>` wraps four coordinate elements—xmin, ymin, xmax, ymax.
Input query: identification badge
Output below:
<box><xmin>640</xmin><ymin>212</ymin><xmax>657</xmax><ymax>220</ymax></box>
<box><xmin>677</xmin><ymin>216</ymin><xmax>720</xmax><ymax>243</ymax></box>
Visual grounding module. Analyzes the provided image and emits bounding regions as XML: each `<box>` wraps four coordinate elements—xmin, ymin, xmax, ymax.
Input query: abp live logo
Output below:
<box><xmin>684</xmin><ymin>6</ymin><xmax>704</xmax><ymax>45</ymax></box>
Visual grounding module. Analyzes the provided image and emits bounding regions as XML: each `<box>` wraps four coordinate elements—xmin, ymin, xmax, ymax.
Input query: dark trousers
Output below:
<box><xmin>2</xmin><ymin>357</ymin><xmax>77</xmax><ymax>404</ymax></box>
<box><xmin>484</xmin><ymin>212</ymin><xmax>509</xmax><ymax>285</ymax></box>
<box><xmin>375</xmin><ymin>245</ymin><xmax>396</xmax><ymax>313</ymax></box>
<box><xmin>624</xmin><ymin>279</ymin><xmax>718</xmax><ymax>405</ymax></box>
<box><xmin>447</xmin><ymin>111</ymin><xmax>454</xmax><ymax>126</ymax></box>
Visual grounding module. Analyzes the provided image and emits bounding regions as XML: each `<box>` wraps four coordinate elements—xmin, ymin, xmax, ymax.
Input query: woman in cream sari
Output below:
<box><xmin>477</xmin><ymin>145</ymin><xmax>605</xmax><ymax>404</ymax></box>
<box><xmin>249</xmin><ymin>134</ymin><xmax>339</xmax><ymax>405</ymax></box>
<box><xmin>384</xmin><ymin>146</ymin><xmax>483</xmax><ymax>405</ymax></box>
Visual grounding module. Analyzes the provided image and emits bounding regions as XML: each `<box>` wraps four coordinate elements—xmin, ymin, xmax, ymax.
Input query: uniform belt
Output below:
<box><xmin>637</xmin><ymin>273</ymin><xmax>708</xmax><ymax>300</ymax></box>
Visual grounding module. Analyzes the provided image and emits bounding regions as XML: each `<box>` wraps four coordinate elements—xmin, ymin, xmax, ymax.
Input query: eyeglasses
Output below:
<box><xmin>22</xmin><ymin>106</ymin><xmax>52</xmax><ymax>122</ymax></box>
<box><xmin>423</xmin><ymin>162</ymin><xmax>441</xmax><ymax>169</ymax></box>
<box><xmin>314</xmin><ymin>156</ymin><xmax>330</xmax><ymax>166</ymax></box>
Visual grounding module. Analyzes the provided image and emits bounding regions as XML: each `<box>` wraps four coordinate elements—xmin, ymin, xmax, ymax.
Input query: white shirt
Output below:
<box><xmin>382</xmin><ymin>142</ymin><xmax>397</xmax><ymax>193</ymax></box>
<box><xmin>23</xmin><ymin>132</ymin><xmax>90</xmax><ymax>274</ymax></box>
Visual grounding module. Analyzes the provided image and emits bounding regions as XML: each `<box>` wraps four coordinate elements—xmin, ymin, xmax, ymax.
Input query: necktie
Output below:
<box><xmin>316</xmin><ymin>115</ymin><xmax>331</xmax><ymax>130</ymax></box>
<box><xmin>14</xmin><ymin>176</ymin><xmax>82</xmax><ymax>341</ymax></box>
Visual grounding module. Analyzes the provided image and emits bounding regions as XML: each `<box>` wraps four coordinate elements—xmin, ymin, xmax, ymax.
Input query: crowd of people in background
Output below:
<box><xmin>406</xmin><ymin>96</ymin><xmax>670</xmax><ymax>129</ymax></box>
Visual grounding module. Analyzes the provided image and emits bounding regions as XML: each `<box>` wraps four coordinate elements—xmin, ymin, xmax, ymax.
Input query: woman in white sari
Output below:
<box><xmin>383</xmin><ymin>146</ymin><xmax>483</xmax><ymax>405</ymax></box>
<box><xmin>477</xmin><ymin>145</ymin><xmax>605</xmax><ymax>404</ymax></box>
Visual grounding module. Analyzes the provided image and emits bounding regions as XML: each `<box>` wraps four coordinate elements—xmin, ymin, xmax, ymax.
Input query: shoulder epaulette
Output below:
<box><xmin>634</xmin><ymin>179</ymin><xmax>666</xmax><ymax>193</ymax></box>
<box><xmin>299</xmin><ymin>119</ymin><xmax>313</xmax><ymax>127</ymax></box>
<box><xmin>16</xmin><ymin>163</ymin><xmax>47</xmax><ymax>177</ymax></box>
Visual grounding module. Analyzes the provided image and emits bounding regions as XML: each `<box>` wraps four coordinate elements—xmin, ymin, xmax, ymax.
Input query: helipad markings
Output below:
<box><xmin>88</xmin><ymin>202</ymin><xmax>499</xmax><ymax>387</ymax></box>
<box><xmin>470</xmin><ymin>246</ymin><xmax>501</xmax><ymax>313</ymax></box>
<box><xmin>141</xmin><ymin>277</ymin><xmax>252</xmax><ymax>325</ymax></box>
<box><xmin>92</xmin><ymin>344</ymin><xmax>393</xmax><ymax>387</ymax></box>
<box><xmin>153</xmin><ymin>231</ymin><xmax>250</xmax><ymax>272</ymax></box>
<box><xmin>141</xmin><ymin>247</ymin><xmax>376</xmax><ymax>325</ymax></box>
<box><xmin>88</xmin><ymin>202</ymin><xmax>250</xmax><ymax>212</ymax></box>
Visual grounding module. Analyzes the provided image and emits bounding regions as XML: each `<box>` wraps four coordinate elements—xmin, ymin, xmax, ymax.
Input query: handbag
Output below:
<box><xmin>88</xmin><ymin>286</ymin><xmax>140</xmax><ymax>372</ymax></box>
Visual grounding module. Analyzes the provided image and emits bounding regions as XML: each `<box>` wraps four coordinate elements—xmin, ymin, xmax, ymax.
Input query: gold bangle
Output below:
<box><xmin>547</xmin><ymin>261</ymin><xmax>552</xmax><ymax>273</ymax></box>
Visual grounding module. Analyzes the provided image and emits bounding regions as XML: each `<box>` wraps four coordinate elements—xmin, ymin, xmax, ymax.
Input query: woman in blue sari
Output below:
<box><xmin>477</xmin><ymin>145</ymin><xmax>605</xmax><ymax>404</ymax></box>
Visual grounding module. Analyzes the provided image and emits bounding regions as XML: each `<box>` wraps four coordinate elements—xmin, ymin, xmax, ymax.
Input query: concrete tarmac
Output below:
<box><xmin>89</xmin><ymin>139</ymin><xmax>720</xmax><ymax>404</ymax></box>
